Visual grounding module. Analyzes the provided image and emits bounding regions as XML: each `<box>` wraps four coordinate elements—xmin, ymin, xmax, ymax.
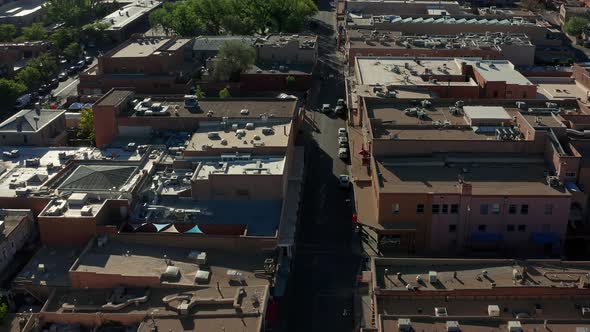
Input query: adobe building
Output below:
<box><xmin>0</xmin><ymin>107</ymin><xmax>67</xmax><ymax>146</ymax></box>
<box><xmin>0</xmin><ymin>41</ymin><xmax>51</xmax><ymax>77</ymax></box>
<box><xmin>360</xmin><ymin>257</ymin><xmax>590</xmax><ymax>332</ymax></box>
<box><xmin>349</xmin><ymin>98</ymin><xmax>588</xmax><ymax>255</ymax></box>
<box><xmin>78</xmin><ymin>37</ymin><xmax>194</xmax><ymax>96</ymax></box>
<box><xmin>344</xmin><ymin>0</ymin><xmax>465</xmax><ymax>16</ymax></box>
<box><xmin>345</xmin><ymin>31</ymin><xmax>535</xmax><ymax>66</ymax></box>
<box><xmin>353</xmin><ymin>57</ymin><xmax>537</xmax><ymax>99</ymax></box>
<box><xmin>347</xmin><ymin>15</ymin><xmax>563</xmax><ymax>47</ymax></box>
<box><xmin>99</xmin><ymin>0</ymin><xmax>162</xmax><ymax>42</ymax></box>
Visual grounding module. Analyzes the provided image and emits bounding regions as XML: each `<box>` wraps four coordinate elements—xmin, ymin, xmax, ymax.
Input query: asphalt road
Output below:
<box><xmin>283</xmin><ymin>1</ymin><xmax>361</xmax><ymax>331</ymax></box>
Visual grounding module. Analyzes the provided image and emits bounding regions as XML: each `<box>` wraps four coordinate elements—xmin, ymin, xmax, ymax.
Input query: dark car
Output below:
<box><xmin>49</xmin><ymin>78</ymin><xmax>59</xmax><ymax>89</ymax></box>
<box><xmin>58</xmin><ymin>72</ymin><xmax>68</xmax><ymax>81</ymax></box>
<box><xmin>76</xmin><ymin>60</ymin><xmax>86</xmax><ymax>70</ymax></box>
<box><xmin>37</xmin><ymin>84</ymin><xmax>49</xmax><ymax>95</ymax></box>
<box><xmin>67</xmin><ymin>66</ymin><xmax>77</xmax><ymax>75</ymax></box>
<box><xmin>84</xmin><ymin>56</ymin><xmax>93</xmax><ymax>64</ymax></box>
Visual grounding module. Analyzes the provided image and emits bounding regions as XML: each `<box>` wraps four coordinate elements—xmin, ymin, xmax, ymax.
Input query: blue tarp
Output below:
<box><xmin>185</xmin><ymin>225</ymin><xmax>203</xmax><ymax>234</ymax></box>
<box><xmin>471</xmin><ymin>233</ymin><xmax>503</xmax><ymax>242</ymax></box>
<box><xmin>566</xmin><ymin>182</ymin><xmax>581</xmax><ymax>193</ymax></box>
<box><xmin>531</xmin><ymin>232</ymin><xmax>560</xmax><ymax>245</ymax></box>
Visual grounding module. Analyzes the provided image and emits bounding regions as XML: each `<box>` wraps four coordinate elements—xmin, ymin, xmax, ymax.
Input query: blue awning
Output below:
<box><xmin>531</xmin><ymin>232</ymin><xmax>560</xmax><ymax>245</ymax></box>
<box><xmin>153</xmin><ymin>223</ymin><xmax>170</xmax><ymax>232</ymax></box>
<box><xmin>185</xmin><ymin>225</ymin><xmax>203</xmax><ymax>234</ymax></box>
<box><xmin>471</xmin><ymin>233</ymin><xmax>503</xmax><ymax>242</ymax></box>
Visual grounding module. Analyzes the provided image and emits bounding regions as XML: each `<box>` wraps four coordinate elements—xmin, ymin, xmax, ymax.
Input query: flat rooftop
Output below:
<box><xmin>15</xmin><ymin>247</ymin><xmax>80</xmax><ymax>287</ymax></box>
<box><xmin>356</xmin><ymin>57</ymin><xmax>475</xmax><ymax>86</ymax></box>
<box><xmin>192</xmin><ymin>156</ymin><xmax>285</xmax><ymax>179</ymax></box>
<box><xmin>381</xmin><ymin>318</ymin><xmax>590</xmax><ymax>332</ymax></box>
<box><xmin>45</xmin><ymin>285</ymin><xmax>268</xmax><ymax>329</ymax></box>
<box><xmin>254</xmin><ymin>34</ymin><xmax>317</xmax><ymax>49</ymax></box>
<box><xmin>374</xmin><ymin>258</ymin><xmax>590</xmax><ymax>291</ymax></box>
<box><xmin>0</xmin><ymin>146</ymin><xmax>145</xmax><ymax>197</ymax></box>
<box><xmin>126</xmin><ymin>97</ymin><xmax>299</xmax><ymax>119</ymax></box>
<box><xmin>0</xmin><ymin>214</ymin><xmax>27</xmax><ymax>240</ymax></box>
<box><xmin>110</xmin><ymin>38</ymin><xmax>191</xmax><ymax>58</ymax></box>
<box><xmin>137</xmin><ymin>199</ymin><xmax>283</xmax><ymax>236</ymax></box>
<box><xmin>186</xmin><ymin>123</ymin><xmax>292</xmax><ymax>152</ymax></box>
<box><xmin>71</xmin><ymin>239</ymin><xmax>272</xmax><ymax>288</ymax></box>
<box><xmin>101</xmin><ymin>0</ymin><xmax>161</xmax><ymax>30</ymax></box>
<box><xmin>462</xmin><ymin>59</ymin><xmax>532</xmax><ymax>85</ymax></box>
<box><xmin>376</xmin><ymin>156</ymin><xmax>569</xmax><ymax>196</ymax></box>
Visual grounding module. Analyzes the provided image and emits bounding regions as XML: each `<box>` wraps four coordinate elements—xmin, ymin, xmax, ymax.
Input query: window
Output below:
<box><xmin>392</xmin><ymin>203</ymin><xmax>400</xmax><ymax>215</ymax></box>
<box><xmin>521</xmin><ymin>204</ymin><xmax>529</xmax><ymax>215</ymax></box>
<box><xmin>416</xmin><ymin>204</ymin><xmax>425</xmax><ymax>214</ymax></box>
<box><xmin>449</xmin><ymin>224</ymin><xmax>457</xmax><ymax>232</ymax></box>
<box><xmin>491</xmin><ymin>204</ymin><xmax>500</xmax><ymax>215</ymax></box>
<box><xmin>542</xmin><ymin>224</ymin><xmax>551</xmax><ymax>232</ymax></box>
<box><xmin>493</xmin><ymin>91</ymin><xmax>498</xmax><ymax>98</ymax></box>
<box><xmin>480</xmin><ymin>204</ymin><xmax>489</xmax><ymax>215</ymax></box>
<box><xmin>507</xmin><ymin>224</ymin><xmax>515</xmax><ymax>232</ymax></box>
<box><xmin>450</xmin><ymin>204</ymin><xmax>459</xmax><ymax>214</ymax></box>
<box><xmin>478</xmin><ymin>224</ymin><xmax>487</xmax><ymax>232</ymax></box>
<box><xmin>544</xmin><ymin>204</ymin><xmax>553</xmax><ymax>215</ymax></box>
<box><xmin>565</xmin><ymin>172</ymin><xmax>576</xmax><ymax>177</ymax></box>
<box><xmin>442</xmin><ymin>204</ymin><xmax>449</xmax><ymax>214</ymax></box>
<box><xmin>523</xmin><ymin>92</ymin><xmax>527</xmax><ymax>98</ymax></box>
<box><xmin>236</xmin><ymin>189</ymin><xmax>249</xmax><ymax>196</ymax></box>
<box><xmin>518</xmin><ymin>224</ymin><xmax>527</xmax><ymax>232</ymax></box>
<box><xmin>508</xmin><ymin>204</ymin><xmax>517</xmax><ymax>215</ymax></box>
<box><xmin>432</xmin><ymin>204</ymin><xmax>440</xmax><ymax>214</ymax></box>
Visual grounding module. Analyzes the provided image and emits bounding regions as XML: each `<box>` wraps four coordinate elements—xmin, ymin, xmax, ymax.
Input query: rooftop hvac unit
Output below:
<box><xmin>582</xmin><ymin>307</ymin><xmax>590</xmax><ymax>317</ymax></box>
<box><xmin>80</xmin><ymin>205</ymin><xmax>93</xmax><ymax>216</ymax></box>
<box><xmin>429</xmin><ymin>271</ymin><xmax>438</xmax><ymax>283</ymax></box>
<box><xmin>488</xmin><ymin>305</ymin><xmax>500</xmax><ymax>317</ymax></box>
<box><xmin>435</xmin><ymin>307</ymin><xmax>448</xmax><ymax>317</ymax></box>
<box><xmin>446</xmin><ymin>321</ymin><xmax>460</xmax><ymax>332</ymax></box>
<box><xmin>240</xmin><ymin>109</ymin><xmax>249</xmax><ymax>115</ymax></box>
<box><xmin>161</xmin><ymin>266</ymin><xmax>180</xmax><ymax>279</ymax></box>
<box><xmin>37</xmin><ymin>264</ymin><xmax>45</xmax><ymax>273</ymax></box>
<box><xmin>398</xmin><ymin>318</ymin><xmax>412</xmax><ymax>332</ymax></box>
<box><xmin>245</xmin><ymin>123</ymin><xmax>255</xmax><ymax>130</ymax></box>
<box><xmin>508</xmin><ymin>321</ymin><xmax>522</xmax><ymax>332</ymax></box>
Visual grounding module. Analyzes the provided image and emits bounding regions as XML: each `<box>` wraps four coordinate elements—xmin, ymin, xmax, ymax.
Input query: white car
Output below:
<box><xmin>338</xmin><ymin>136</ymin><xmax>349</xmax><ymax>146</ymax></box>
<box><xmin>338</xmin><ymin>128</ymin><xmax>347</xmax><ymax>137</ymax></box>
<box><xmin>338</xmin><ymin>174</ymin><xmax>350</xmax><ymax>188</ymax></box>
<box><xmin>338</xmin><ymin>147</ymin><xmax>349</xmax><ymax>159</ymax></box>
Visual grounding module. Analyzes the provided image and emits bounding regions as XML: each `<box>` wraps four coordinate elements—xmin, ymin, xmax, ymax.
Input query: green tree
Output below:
<box><xmin>16</xmin><ymin>66</ymin><xmax>42</xmax><ymax>89</ymax></box>
<box><xmin>0</xmin><ymin>24</ymin><xmax>16</xmax><ymax>42</ymax></box>
<box><xmin>219</xmin><ymin>87</ymin><xmax>231</xmax><ymax>98</ymax></box>
<box><xmin>0</xmin><ymin>78</ymin><xmax>27</xmax><ymax>106</ymax></box>
<box><xmin>50</xmin><ymin>27</ymin><xmax>80</xmax><ymax>50</ymax></box>
<box><xmin>565</xmin><ymin>16</ymin><xmax>589</xmax><ymax>36</ymax></box>
<box><xmin>20</xmin><ymin>23</ymin><xmax>48</xmax><ymax>41</ymax></box>
<box><xmin>64</xmin><ymin>42</ymin><xmax>82</xmax><ymax>60</ymax></box>
<box><xmin>195</xmin><ymin>85</ymin><xmax>205</xmax><ymax>98</ymax></box>
<box><xmin>78</xmin><ymin>108</ymin><xmax>96</xmax><ymax>141</ymax></box>
<box><xmin>27</xmin><ymin>53</ymin><xmax>59</xmax><ymax>82</ymax></box>
<box><xmin>213</xmin><ymin>41</ymin><xmax>256</xmax><ymax>82</ymax></box>
<box><xmin>0</xmin><ymin>296</ymin><xmax>7</xmax><ymax>324</ymax></box>
<box><xmin>82</xmin><ymin>22</ymin><xmax>111</xmax><ymax>46</ymax></box>
<box><xmin>46</xmin><ymin>0</ymin><xmax>103</xmax><ymax>27</ymax></box>
<box><xmin>286</xmin><ymin>75</ymin><xmax>296</xmax><ymax>88</ymax></box>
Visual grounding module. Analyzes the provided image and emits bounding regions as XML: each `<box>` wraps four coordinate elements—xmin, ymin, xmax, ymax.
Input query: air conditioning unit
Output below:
<box><xmin>435</xmin><ymin>307</ymin><xmax>448</xmax><ymax>317</ymax></box>
<box><xmin>488</xmin><ymin>305</ymin><xmax>500</xmax><ymax>317</ymax></box>
<box><xmin>446</xmin><ymin>321</ymin><xmax>460</xmax><ymax>332</ymax></box>
<box><xmin>398</xmin><ymin>318</ymin><xmax>412</xmax><ymax>332</ymax></box>
<box><xmin>508</xmin><ymin>321</ymin><xmax>522</xmax><ymax>332</ymax></box>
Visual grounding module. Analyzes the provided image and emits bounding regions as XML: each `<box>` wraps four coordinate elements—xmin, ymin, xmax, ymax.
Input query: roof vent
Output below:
<box><xmin>446</xmin><ymin>321</ymin><xmax>460</xmax><ymax>332</ymax></box>
<box><xmin>398</xmin><ymin>318</ymin><xmax>412</xmax><ymax>332</ymax></box>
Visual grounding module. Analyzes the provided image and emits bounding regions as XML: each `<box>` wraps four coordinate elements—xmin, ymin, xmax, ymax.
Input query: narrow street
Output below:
<box><xmin>284</xmin><ymin>1</ymin><xmax>362</xmax><ymax>331</ymax></box>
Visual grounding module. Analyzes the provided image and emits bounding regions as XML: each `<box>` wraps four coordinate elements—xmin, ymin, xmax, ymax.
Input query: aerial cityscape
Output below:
<box><xmin>2</xmin><ymin>0</ymin><xmax>590</xmax><ymax>331</ymax></box>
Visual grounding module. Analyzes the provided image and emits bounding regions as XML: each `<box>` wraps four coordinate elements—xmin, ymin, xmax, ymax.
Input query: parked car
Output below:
<box><xmin>37</xmin><ymin>84</ymin><xmax>49</xmax><ymax>95</ymax></box>
<box><xmin>76</xmin><ymin>60</ymin><xmax>86</xmax><ymax>70</ymax></box>
<box><xmin>321</xmin><ymin>104</ymin><xmax>331</xmax><ymax>113</ymax></box>
<box><xmin>58</xmin><ymin>72</ymin><xmax>68</xmax><ymax>81</ymax></box>
<box><xmin>14</xmin><ymin>94</ymin><xmax>31</xmax><ymax>109</ymax></box>
<box><xmin>338</xmin><ymin>174</ymin><xmax>350</xmax><ymax>188</ymax></box>
<box><xmin>67</xmin><ymin>66</ymin><xmax>77</xmax><ymax>75</ymax></box>
<box><xmin>338</xmin><ymin>127</ymin><xmax>347</xmax><ymax>137</ymax></box>
<box><xmin>84</xmin><ymin>56</ymin><xmax>93</xmax><ymax>64</ymax></box>
<box><xmin>338</xmin><ymin>136</ymin><xmax>349</xmax><ymax>147</ymax></box>
<box><xmin>49</xmin><ymin>78</ymin><xmax>59</xmax><ymax>89</ymax></box>
<box><xmin>338</xmin><ymin>147</ymin><xmax>349</xmax><ymax>159</ymax></box>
